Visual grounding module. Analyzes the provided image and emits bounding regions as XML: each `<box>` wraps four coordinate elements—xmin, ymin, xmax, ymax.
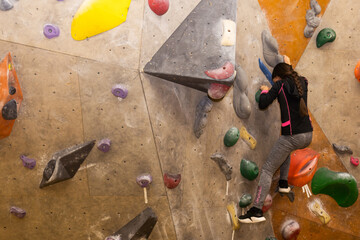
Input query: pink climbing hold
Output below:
<box><xmin>207</xmin><ymin>83</ymin><xmax>231</xmax><ymax>100</ymax></box>
<box><xmin>148</xmin><ymin>0</ymin><xmax>169</xmax><ymax>16</ymax></box>
<box><xmin>350</xmin><ymin>156</ymin><xmax>359</xmax><ymax>166</ymax></box>
<box><xmin>205</xmin><ymin>62</ymin><xmax>234</xmax><ymax>80</ymax></box>
<box><xmin>262</xmin><ymin>194</ymin><xmax>272</xmax><ymax>213</ymax></box>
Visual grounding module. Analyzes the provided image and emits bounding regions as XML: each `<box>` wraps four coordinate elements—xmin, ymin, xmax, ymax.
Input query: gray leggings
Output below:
<box><xmin>253</xmin><ymin>132</ymin><xmax>313</xmax><ymax>209</ymax></box>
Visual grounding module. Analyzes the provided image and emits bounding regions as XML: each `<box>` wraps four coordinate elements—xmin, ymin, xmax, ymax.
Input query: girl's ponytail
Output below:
<box><xmin>292</xmin><ymin>71</ymin><xmax>309</xmax><ymax>117</ymax></box>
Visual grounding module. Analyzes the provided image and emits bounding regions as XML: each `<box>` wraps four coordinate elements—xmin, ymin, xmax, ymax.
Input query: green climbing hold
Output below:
<box><xmin>239</xmin><ymin>193</ymin><xmax>252</xmax><ymax>208</ymax></box>
<box><xmin>240</xmin><ymin>159</ymin><xmax>259</xmax><ymax>181</ymax></box>
<box><xmin>255</xmin><ymin>89</ymin><xmax>261</xmax><ymax>103</ymax></box>
<box><xmin>311</xmin><ymin>167</ymin><xmax>358</xmax><ymax>207</ymax></box>
<box><xmin>224</xmin><ymin>127</ymin><xmax>240</xmax><ymax>147</ymax></box>
<box><xmin>316</xmin><ymin>28</ymin><xmax>336</xmax><ymax>48</ymax></box>
<box><xmin>265</xmin><ymin>237</ymin><xmax>277</xmax><ymax>240</ymax></box>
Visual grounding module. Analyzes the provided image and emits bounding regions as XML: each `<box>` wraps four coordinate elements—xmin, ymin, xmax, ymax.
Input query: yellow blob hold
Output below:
<box><xmin>226</xmin><ymin>202</ymin><xmax>240</xmax><ymax>230</ymax></box>
<box><xmin>240</xmin><ymin>126</ymin><xmax>257</xmax><ymax>150</ymax></box>
<box><xmin>71</xmin><ymin>0</ymin><xmax>132</xmax><ymax>41</ymax></box>
<box><xmin>221</xmin><ymin>19</ymin><xmax>236</xmax><ymax>46</ymax></box>
<box><xmin>309</xmin><ymin>199</ymin><xmax>331</xmax><ymax>224</ymax></box>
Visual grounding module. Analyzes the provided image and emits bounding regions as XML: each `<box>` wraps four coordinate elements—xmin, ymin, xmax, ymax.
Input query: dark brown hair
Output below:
<box><xmin>272</xmin><ymin>63</ymin><xmax>309</xmax><ymax>117</ymax></box>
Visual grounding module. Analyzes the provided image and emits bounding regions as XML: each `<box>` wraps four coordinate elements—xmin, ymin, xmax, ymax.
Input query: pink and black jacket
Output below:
<box><xmin>259</xmin><ymin>76</ymin><xmax>313</xmax><ymax>136</ymax></box>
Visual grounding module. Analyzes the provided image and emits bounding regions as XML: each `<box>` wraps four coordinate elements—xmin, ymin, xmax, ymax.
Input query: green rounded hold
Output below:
<box><xmin>316</xmin><ymin>28</ymin><xmax>336</xmax><ymax>48</ymax></box>
<box><xmin>240</xmin><ymin>159</ymin><xmax>259</xmax><ymax>181</ymax></box>
<box><xmin>239</xmin><ymin>193</ymin><xmax>252</xmax><ymax>208</ymax></box>
<box><xmin>224</xmin><ymin>127</ymin><xmax>240</xmax><ymax>147</ymax></box>
<box><xmin>311</xmin><ymin>167</ymin><xmax>358</xmax><ymax>207</ymax></box>
<box><xmin>255</xmin><ymin>89</ymin><xmax>261</xmax><ymax>103</ymax></box>
<box><xmin>265</xmin><ymin>237</ymin><xmax>277</xmax><ymax>240</ymax></box>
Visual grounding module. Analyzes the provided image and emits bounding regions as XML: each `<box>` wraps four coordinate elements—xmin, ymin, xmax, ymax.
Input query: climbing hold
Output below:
<box><xmin>233</xmin><ymin>65</ymin><xmax>251</xmax><ymax>119</ymax></box>
<box><xmin>20</xmin><ymin>155</ymin><xmax>36</xmax><ymax>169</ymax></box>
<box><xmin>221</xmin><ymin>19</ymin><xmax>236</xmax><ymax>46</ymax></box>
<box><xmin>350</xmin><ymin>156</ymin><xmax>359</xmax><ymax>166</ymax></box>
<box><xmin>0</xmin><ymin>53</ymin><xmax>23</xmax><ymax>139</ymax></box>
<box><xmin>163</xmin><ymin>173</ymin><xmax>181</xmax><ymax>189</ymax></box>
<box><xmin>105</xmin><ymin>207</ymin><xmax>158</xmax><ymax>240</ymax></box>
<box><xmin>111</xmin><ymin>84</ymin><xmax>128</xmax><ymax>99</ymax></box>
<box><xmin>316</xmin><ymin>28</ymin><xmax>336</xmax><ymax>48</ymax></box>
<box><xmin>193</xmin><ymin>96</ymin><xmax>213</xmax><ymax>138</ymax></box>
<box><xmin>281</xmin><ymin>220</ymin><xmax>300</xmax><ymax>240</ymax></box>
<box><xmin>258</xmin><ymin>58</ymin><xmax>274</xmax><ymax>85</ymax></box>
<box><xmin>308</xmin><ymin>199</ymin><xmax>331</xmax><ymax>224</ymax></box>
<box><xmin>239</xmin><ymin>193</ymin><xmax>252</xmax><ymax>208</ymax></box>
<box><xmin>210</xmin><ymin>153</ymin><xmax>232</xmax><ymax>181</ymax></box>
<box><xmin>265</xmin><ymin>237</ymin><xmax>277</xmax><ymax>240</ymax></box>
<box><xmin>71</xmin><ymin>0</ymin><xmax>132</xmax><ymax>41</ymax></box>
<box><xmin>261</xmin><ymin>30</ymin><xmax>284</xmax><ymax>68</ymax></box>
<box><xmin>255</xmin><ymin>89</ymin><xmax>261</xmax><ymax>103</ymax></box>
<box><xmin>10</xmin><ymin>206</ymin><xmax>26</xmax><ymax>218</ymax></box>
<box><xmin>288</xmin><ymin>148</ymin><xmax>319</xmax><ymax>187</ymax></box>
<box><xmin>226</xmin><ymin>202</ymin><xmax>240</xmax><ymax>230</ymax></box>
<box><xmin>224</xmin><ymin>127</ymin><xmax>240</xmax><ymax>147</ymax></box>
<box><xmin>354</xmin><ymin>60</ymin><xmax>360</xmax><ymax>82</ymax></box>
<box><xmin>136</xmin><ymin>173</ymin><xmax>153</xmax><ymax>204</ymax></box>
<box><xmin>39</xmin><ymin>140</ymin><xmax>96</xmax><ymax>188</ymax></box>
<box><xmin>148</xmin><ymin>0</ymin><xmax>169</xmax><ymax>16</ymax></box>
<box><xmin>262</xmin><ymin>194</ymin><xmax>272</xmax><ymax>213</ymax></box>
<box><xmin>310</xmin><ymin>0</ymin><xmax>321</xmax><ymax>15</ymax></box>
<box><xmin>97</xmin><ymin>138</ymin><xmax>111</xmax><ymax>153</ymax></box>
<box><xmin>0</xmin><ymin>0</ymin><xmax>13</xmax><ymax>11</ymax></box>
<box><xmin>240</xmin><ymin>159</ymin><xmax>259</xmax><ymax>181</ymax></box>
<box><xmin>332</xmin><ymin>143</ymin><xmax>353</xmax><ymax>155</ymax></box>
<box><xmin>304</xmin><ymin>9</ymin><xmax>320</xmax><ymax>38</ymax></box>
<box><xmin>205</xmin><ymin>62</ymin><xmax>235</xmax><ymax>80</ymax></box>
<box><xmin>240</xmin><ymin>126</ymin><xmax>257</xmax><ymax>150</ymax></box>
<box><xmin>311</xmin><ymin>167</ymin><xmax>358</xmax><ymax>207</ymax></box>
<box><xmin>208</xmin><ymin>83</ymin><xmax>231</xmax><ymax>100</ymax></box>
<box><xmin>43</xmin><ymin>24</ymin><xmax>60</xmax><ymax>39</ymax></box>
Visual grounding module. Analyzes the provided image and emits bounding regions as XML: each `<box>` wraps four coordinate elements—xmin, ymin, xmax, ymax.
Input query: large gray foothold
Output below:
<box><xmin>332</xmin><ymin>143</ymin><xmax>353</xmax><ymax>155</ymax></box>
<box><xmin>304</xmin><ymin>25</ymin><xmax>315</xmax><ymax>38</ymax></box>
<box><xmin>261</xmin><ymin>30</ymin><xmax>284</xmax><ymax>68</ymax></box>
<box><xmin>105</xmin><ymin>207</ymin><xmax>157</xmax><ymax>240</ymax></box>
<box><xmin>193</xmin><ymin>96</ymin><xmax>213</xmax><ymax>138</ymax></box>
<box><xmin>305</xmin><ymin>10</ymin><xmax>321</xmax><ymax>28</ymax></box>
<box><xmin>39</xmin><ymin>140</ymin><xmax>96</xmax><ymax>188</ymax></box>
<box><xmin>310</xmin><ymin>0</ymin><xmax>321</xmax><ymax>15</ymax></box>
<box><xmin>0</xmin><ymin>0</ymin><xmax>13</xmax><ymax>11</ymax></box>
<box><xmin>233</xmin><ymin>65</ymin><xmax>251</xmax><ymax>119</ymax></box>
<box><xmin>210</xmin><ymin>152</ymin><xmax>232</xmax><ymax>181</ymax></box>
<box><xmin>144</xmin><ymin>0</ymin><xmax>237</xmax><ymax>92</ymax></box>
<box><xmin>2</xmin><ymin>99</ymin><xmax>17</xmax><ymax>120</ymax></box>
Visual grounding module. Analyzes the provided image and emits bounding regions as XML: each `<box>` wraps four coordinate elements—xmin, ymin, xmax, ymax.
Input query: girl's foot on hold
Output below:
<box><xmin>279</xmin><ymin>179</ymin><xmax>291</xmax><ymax>193</ymax></box>
<box><xmin>238</xmin><ymin>207</ymin><xmax>266</xmax><ymax>223</ymax></box>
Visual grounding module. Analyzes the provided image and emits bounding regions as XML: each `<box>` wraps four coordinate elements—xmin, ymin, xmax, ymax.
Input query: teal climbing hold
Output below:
<box><xmin>255</xmin><ymin>89</ymin><xmax>261</xmax><ymax>103</ymax></box>
<box><xmin>240</xmin><ymin>159</ymin><xmax>259</xmax><ymax>181</ymax></box>
<box><xmin>224</xmin><ymin>127</ymin><xmax>240</xmax><ymax>147</ymax></box>
<box><xmin>316</xmin><ymin>28</ymin><xmax>336</xmax><ymax>48</ymax></box>
<box><xmin>311</xmin><ymin>167</ymin><xmax>358</xmax><ymax>207</ymax></box>
<box><xmin>239</xmin><ymin>193</ymin><xmax>252</xmax><ymax>208</ymax></box>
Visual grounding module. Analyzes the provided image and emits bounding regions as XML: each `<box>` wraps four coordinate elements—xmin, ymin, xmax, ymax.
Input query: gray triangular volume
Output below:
<box><xmin>106</xmin><ymin>207</ymin><xmax>158</xmax><ymax>240</ymax></box>
<box><xmin>144</xmin><ymin>0</ymin><xmax>237</xmax><ymax>92</ymax></box>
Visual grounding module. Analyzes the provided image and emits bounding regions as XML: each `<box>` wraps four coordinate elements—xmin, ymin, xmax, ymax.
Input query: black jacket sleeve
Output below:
<box><xmin>259</xmin><ymin>82</ymin><xmax>281</xmax><ymax>109</ymax></box>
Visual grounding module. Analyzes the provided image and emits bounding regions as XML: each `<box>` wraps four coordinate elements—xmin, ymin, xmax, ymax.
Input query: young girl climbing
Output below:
<box><xmin>239</xmin><ymin>62</ymin><xmax>313</xmax><ymax>223</ymax></box>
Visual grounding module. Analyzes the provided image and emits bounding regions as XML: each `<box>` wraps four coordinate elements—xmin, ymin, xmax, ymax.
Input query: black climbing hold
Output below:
<box><xmin>105</xmin><ymin>207</ymin><xmax>158</xmax><ymax>240</ymax></box>
<box><xmin>39</xmin><ymin>140</ymin><xmax>95</xmax><ymax>188</ymax></box>
<box><xmin>2</xmin><ymin>99</ymin><xmax>17</xmax><ymax>120</ymax></box>
<box><xmin>9</xmin><ymin>86</ymin><xmax>16</xmax><ymax>95</ymax></box>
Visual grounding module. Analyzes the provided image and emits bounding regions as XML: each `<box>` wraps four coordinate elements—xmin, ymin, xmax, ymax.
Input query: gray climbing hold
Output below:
<box><xmin>210</xmin><ymin>153</ymin><xmax>232</xmax><ymax>181</ymax></box>
<box><xmin>233</xmin><ymin>65</ymin><xmax>251</xmax><ymax>119</ymax></box>
<box><xmin>332</xmin><ymin>143</ymin><xmax>353</xmax><ymax>155</ymax></box>
<box><xmin>193</xmin><ymin>96</ymin><xmax>213</xmax><ymax>138</ymax></box>
<box><xmin>0</xmin><ymin>0</ymin><xmax>13</xmax><ymax>11</ymax></box>
<box><xmin>304</xmin><ymin>9</ymin><xmax>320</xmax><ymax>38</ymax></box>
<box><xmin>261</xmin><ymin>30</ymin><xmax>284</xmax><ymax>68</ymax></box>
<box><xmin>39</xmin><ymin>140</ymin><xmax>95</xmax><ymax>188</ymax></box>
<box><xmin>105</xmin><ymin>207</ymin><xmax>157</xmax><ymax>240</ymax></box>
<box><xmin>10</xmin><ymin>206</ymin><xmax>26</xmax><ymax>218</ymax></box>
<box><xmin>310</xmin><ymin>0</ymin><xmax>321</xmax><ymax>15</ymax></box>
<box><xmin>2</xmin><ymin>99</ymin><xmax>17</xmax><ymax>120</ymax></box>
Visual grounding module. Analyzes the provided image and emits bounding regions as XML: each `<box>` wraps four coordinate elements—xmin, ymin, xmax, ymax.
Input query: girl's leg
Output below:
<box><xmin>279</xmin><ymin>155</ymin><xmax>291</xmax><ymax>181</ymax></box>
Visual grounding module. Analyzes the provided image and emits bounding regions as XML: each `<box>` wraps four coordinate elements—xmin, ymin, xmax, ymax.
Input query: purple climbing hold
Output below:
<box><xmin>111</xmin><ymin>84</ymin><xmax>128</xmax><ymax>99</ymax></box>
<box><xmin>136</xmin><ymin>173</ymin><xmax>153</xmax><ymax>188</ymax></box>
<box><xmin>20</xmin><ymin>155</ymin><xmax>36</xmax><ymax>169</ymax></box>
<box><xmin>97</xmin><ymin>138</ymin><xmax>111</xmax><ymax>153</ymax></box>
<box><xmin>43</xmin><ymin>24</ymin><xmax>60</xmax><ymax>39</ymax></box>
<box><xmin>10</xmin><ymin>206</ymin><xmax>26</xmax><ymax>218</ymax></box>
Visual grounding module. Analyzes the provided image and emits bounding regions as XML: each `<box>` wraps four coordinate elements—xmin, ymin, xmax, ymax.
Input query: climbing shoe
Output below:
<box><xmin>279</xmin><ymin>180</ymin><xmax>291</xmax><ymax>193</ymax></box>
<box><xmin>238</xmin><ymin>207</ymin><xmax>266</xmax><ymax>223</ymax></box>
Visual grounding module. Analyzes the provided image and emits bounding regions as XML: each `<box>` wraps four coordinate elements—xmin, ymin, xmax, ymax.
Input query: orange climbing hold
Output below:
<box><xmin>354</xmin><ymin>60</ymin><xmax>360</xmax><ymax>82</ymax></box>
<box><xmin>0</xmin><ymin>53</ymin><xmax>23</xmax><ymax>139</ymax></box>
<box><xmin>288</xmin><ymin>148</ymin><xmax>320</xmax><ymax>187</ymax></box>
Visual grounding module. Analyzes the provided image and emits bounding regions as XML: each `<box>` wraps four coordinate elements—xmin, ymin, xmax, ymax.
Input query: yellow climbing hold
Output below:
<box><xmin>71</xmin><ymin>0</ymin><xmax>132</xmax><ymax>41</ymax></box>
<box><xmin>226</xmin><ymin>202</ymin><xmax>240</xmax><ymax>230</ymax></box>
<box><xmin>240</xmin><ymin>126</ymin><xmax>257</xmax><ymax>150</ymax></box>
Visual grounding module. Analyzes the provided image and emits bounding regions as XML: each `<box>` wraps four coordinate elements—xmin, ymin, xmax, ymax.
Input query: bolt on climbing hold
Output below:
<box><xmin>226</xmin><ymin>202</ymin><xmax>240</xmax><ymax>240</ymax></box>
<box><xmin>354</xmin><ymin>60</ymin><xmax>360</xmax><ymax>82</ymax></box>
<box><xmin>240</xmin><ymin>126</ymin><xmax>257</xmax><ymax>150</ymax></box>
<box><xmin>240</xmin><ymin>159</ymin><xmax>259</xmax><ymax>181</ymax></box>
<box><xmin>281</xmin><ymin>220</ymin><xmax>300</xmax><ymax>240</ymax></box>
<box><xmin>43</xmin><ymin>24</ymin><xmax>60</xmax><ymax>39</ymax></box>
<box><xmin>193</xmin><ymin>96</ymin><xmax>213</xmax><ymax>138</ymax></box>
<box><xmin>233</xmin><ymin>65</ymin><xmax>251</xmax><ymax>119</ymax></box>
<box><xmin>224</xmin><ymin>127</ymin><xmax>240</xmax><ymax>147</ymax></box>
<box><xmin>308</xmin><ymin>198</ymin><xmax>331</xmax><ymax>224</ymax></box>
<box><xmin>239</xmin><ymin>193</ymin><xmax>252</xmax><ymax>215</ymax></box>
<box><xmin>136</xmin><ymin>173</ymin><xmax>152</xmax><ymax>204</ymax></box>
<box><xmin>148</xmin><ymin>0</ymin><xmax>169</xmax><ymax>16</ymax></box>
<box><xmin>350</xmin><ymin>156</ymin><xmax>359</xmax><ymax>166</ymax></box>
<box><xmin>262</xmin><ymin>194</ymin><xmax>272</xmax><ymax>213</ymax></box>
<box><xmin>97</xmin><ymin>138</ymin><xmax>111</xmax><ymax>153</ymax></box>
<box><xmin>316</xmin><ymin>28</ymin><xmax>336</xmax><ymax>48</ymax></box>
<box><xmin>163</xmin><ymin>173</ymin><xmax>181</xmax><ymax>189</ymax></box>
<box><xmin>210</xmin><ymin>153</ymin><xmax>232</xmax><ymax>195</ymax></box>
<box><xmin>111</xmin><ymin>84</ymin><xmax>128</xmax><ymax>99</ymax></box>
<box><xmin>20</xmin><ymin>155</ymin><xmax>36</xmax><ymax>169</ymax></box>
<box><xmin>332</xmin><ymin>143</ymin><xmax>353</xmax><ymax>155</ymax></box>
<box><xmin>10</xmin><ymin>206</ymin><xmax>26</xmax><ymax>218</ymax></box>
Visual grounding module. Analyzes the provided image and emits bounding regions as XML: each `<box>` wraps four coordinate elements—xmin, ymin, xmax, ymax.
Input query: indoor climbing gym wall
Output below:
<box><xmin>0</xmin><ymin>0</ymin><xmax>359</xmax><ymax>239</ymax></box>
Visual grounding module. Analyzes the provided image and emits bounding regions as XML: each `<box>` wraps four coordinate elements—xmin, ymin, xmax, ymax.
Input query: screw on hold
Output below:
<box><xmin>43</xmin><ymin>24</ymin><xmax>60</xmax><ymax>39</ymax></box>
<box><xmin>20</xmin><ymin>155</ymin><xmax>36</xmax><ymax>169</ymax></box>
<box><xmin>10</xmin><ymin>206</ymin><xmax>26</xmax><ymax>218</ymax></box>
<box><xmin>9</xmin><ymin>86</ymin><xmax>16</xmax><ymax>95</ymax></box>
<box><xmin>97</xmin><ymin>138</ymin><xmax>111</xmax><ymax>153</ymax></box>
<box><xmin>136</xmin><ymin>173</ymin><xmax>152</xmax><ymax>204</ymax></box>
<box><xmin>111</xmin><ymin>84</ymin><xmax>128</xmax><ymax>99</ymax></box>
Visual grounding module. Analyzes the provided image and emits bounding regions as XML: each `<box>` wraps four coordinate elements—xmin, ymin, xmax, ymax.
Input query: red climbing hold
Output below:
<box><xmin>163</xmin><ymin>173</ymin><xmax>181</xmax><ymax>189</ymax></box>
<box><xmin>288</xmin><ymin>148</ymin><xmax>319</xmax><ymax>187</ymax></box>
<box><xmin>148</xmin><ymin>0</ymin><xmax>169</xmax><ymax>16</ymax></box>
<box><xmin>350</xmin><ymin>156</ymin><xmax>359</xmax><ymax>166</ymax></box>
<box><xmin>205</xmin><ymin>62</ymin><xmax>234</xmax><ymax>80</ymax></box>
<box><xmin>208</xmin><ymin>83</ymin><xmax>231</xmax><ymax>100</ymax></box>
